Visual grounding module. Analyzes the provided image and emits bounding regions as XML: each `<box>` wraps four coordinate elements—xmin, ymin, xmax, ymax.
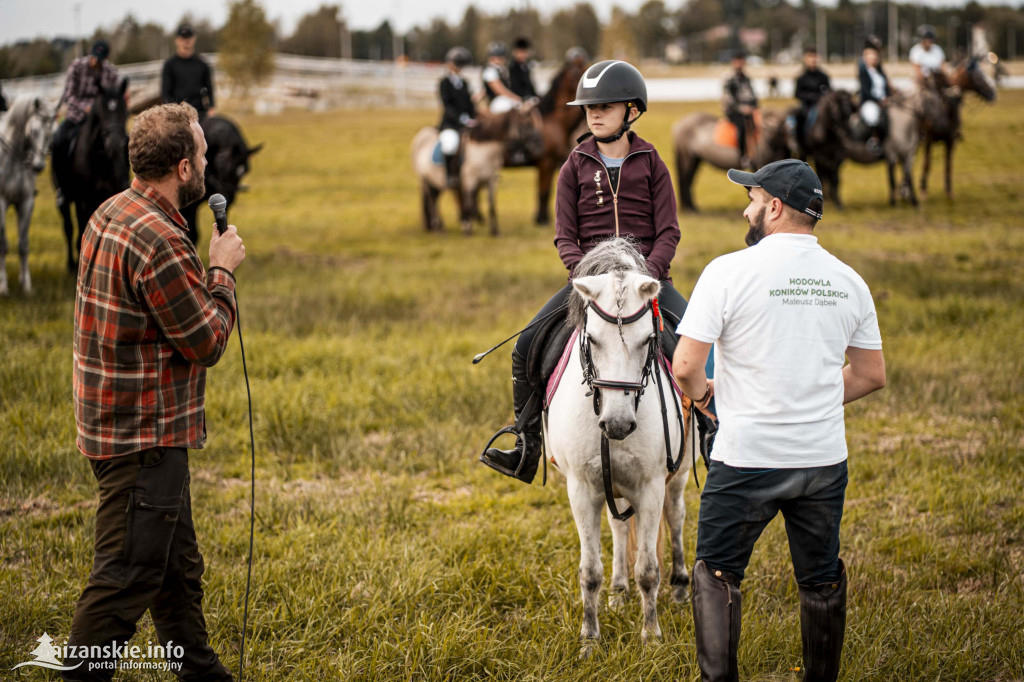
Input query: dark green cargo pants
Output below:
<box><xmin>62</xmin><ymin>447</ymin><xmax>233</xmax><ymax>681</ymax></box>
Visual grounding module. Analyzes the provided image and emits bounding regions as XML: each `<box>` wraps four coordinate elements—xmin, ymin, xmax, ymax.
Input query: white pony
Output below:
<box><xmin>0</xmin><ymin>96</ymin><xmax>55</xmax><ymax>295</ymax></box>
<box><xmin>543</xmin><ymin>238</ymin><xmax>693</xmax><ymax>653</ymax></box>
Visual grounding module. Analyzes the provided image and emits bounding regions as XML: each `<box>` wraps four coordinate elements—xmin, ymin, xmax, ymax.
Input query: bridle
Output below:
<box><xmin>578</xmin><ymin>296</ymin><xmax>688</xmax><ymax>521</ymax></box>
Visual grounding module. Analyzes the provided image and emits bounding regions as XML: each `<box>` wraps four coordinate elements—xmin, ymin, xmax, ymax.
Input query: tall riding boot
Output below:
<box><xmin>479</xmin><ymin>350</ymin><xmax>542</xmax><ymax>484</ymax></box>
<box><xmin>798</xmin><ymin>559</ymin><xmax>847</xmax><ymax>682</ymax></box>
<box><xmin>692</xmin><ymin>560</ymin><xmax>741</xmax><ymax>682</ymax></box>
<box><xmin>444</xmin><ymin>154</ymin><xmax>460</xmax><ymax>189</ymax></box>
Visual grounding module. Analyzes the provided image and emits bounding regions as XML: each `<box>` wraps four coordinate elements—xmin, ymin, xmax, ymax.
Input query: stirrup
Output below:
<box><xmin>479</xmin><ymin>426</ymin><xmax>528</xmax><ymax>477</ymax></box>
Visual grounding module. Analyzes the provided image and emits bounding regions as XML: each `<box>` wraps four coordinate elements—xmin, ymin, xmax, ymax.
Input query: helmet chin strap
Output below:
<box><xmin>577</xmin><ymin>104</ymin><xmax>644</xmax><ymax>144</ymax></box>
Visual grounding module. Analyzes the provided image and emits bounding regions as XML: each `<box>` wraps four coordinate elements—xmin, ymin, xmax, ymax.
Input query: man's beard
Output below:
<box><xmin>177</xmin><ymin>167</ymin><xmax>205</xmax><ymax>209</ymax></box>
<box><xmin>745</xmin><ymin>205</ymin><xmax>767</xmax><ymax>246</ymax></box>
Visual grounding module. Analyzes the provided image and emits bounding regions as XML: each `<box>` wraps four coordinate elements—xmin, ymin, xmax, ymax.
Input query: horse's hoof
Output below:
<box><xmin>578</xmin><ymin>640</ymin><xmax>597</xmax><ymax>660</ymax></box>
<box><xmin>641</xmin><ymin>628</ymin><xmax>663</xmax><ymax>645</ymax></box>
<box><xmin>671</xmin><ymin>584</ymin><xmax>691</xmax><ymax>604</ymax></box>
<box><xmin>608</xmin><ymin>588</ymin><xmax>629</xmax><ymax>609</ymax></box>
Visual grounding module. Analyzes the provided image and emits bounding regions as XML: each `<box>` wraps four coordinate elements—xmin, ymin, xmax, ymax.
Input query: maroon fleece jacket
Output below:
<box><xmin>554</xmin><ymin>132</ymin><xmax>680</xmax><ymax>281</ymax></box>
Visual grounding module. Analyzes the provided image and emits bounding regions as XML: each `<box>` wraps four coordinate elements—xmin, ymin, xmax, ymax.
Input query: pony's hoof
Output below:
<box><xmin>671</xmin><ymin>584</ymin><xmax>691</xmax><ymax>604</ymax></box>
<box><xmin>608</xmin><ymin>588</ymin><xmax>629</xmax><ymax>609</ymax></box>
<box><xmin>641</xmin><ymin>627</ymin><xmax>663</xmax><ymax>645</ymax></box>
<box><xmin>578</xmin><ymin>640</ymin><xmax>597</xmax><ymax>660</ymax></box>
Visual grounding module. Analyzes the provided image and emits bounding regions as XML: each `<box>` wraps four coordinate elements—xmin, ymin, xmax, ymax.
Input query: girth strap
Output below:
<box><xmin>601</xmin><ymin>435</ymin><xmax>635</xmax><ymax>521</ymax></box>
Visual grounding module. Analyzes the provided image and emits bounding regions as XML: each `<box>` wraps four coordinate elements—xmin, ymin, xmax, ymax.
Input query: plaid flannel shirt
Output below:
<box><xmin>73</xmin><ymin>178</ymin><xmax>237</xmax><ymax>459</ymax></box>
<box><xmin>61</xmin><ymin>56</ymin><xmax>120</xmax><ymax>123</ymax></box>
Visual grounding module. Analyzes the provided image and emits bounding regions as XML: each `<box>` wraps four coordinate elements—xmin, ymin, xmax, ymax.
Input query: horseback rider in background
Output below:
<box><xmin>788</xmin><ymin>46</ymin><xmax>831</xmax><ymax>157</ymax></box>
<box><xmin>52</xmin><ymin>41</ymin><xmax>123</xmax><ymax>208</ymax></box>
<box><xmin>437</xmin><ymin>47</ymin><xmax>476</xmax><ymax>189</ymax></box>
<box><xmin>480</xmin><ymin>60</ymin><xmax>687</xmax><ymax>484</ymax></box>
<box><xmin>161</xmin><ymin>24</ymin><xmax>216</xmax><ymax>121</ymax></box>
<box><xmin>858</xmin><ymin>36</ymin><xmax>892</xmax><ymax>156</ymax></box>
<box><xmin>509</xmin><ymin>37</ymin><xmax>538</xmax><ymax>101</ymax></box>
<box><xmin>722</xmin><ymin>50</ymin><xmax>759</xmax><ymax>170</ymax></box>
<box><xmin>910</xmin><ymin>25</ymin><xmax>948</xmax><ymax>85</ymax></box>
<box><xmin>480</xmin><ymin>42</ymin><xmax>522</xmax><ymax>114</ymax></box>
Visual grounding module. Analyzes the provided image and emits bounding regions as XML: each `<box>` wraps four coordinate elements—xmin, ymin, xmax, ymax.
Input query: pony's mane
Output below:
<box><xmin>539</xmin><ymin>64</ymin><xmax>579</xmax><ymax>115</ymax></box>
<box><xmin>1</xmin><ymin>97</ymin><xmax>39</xmax><ymax>140</ymax></box>
<box><xmin>567</xmin><ymin>237</ymin><xmax>647</xmax><ymax>330</ymax></box>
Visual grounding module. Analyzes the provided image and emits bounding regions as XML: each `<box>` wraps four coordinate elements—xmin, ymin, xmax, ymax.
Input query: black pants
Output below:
<box><xmin>514</xmin><ymin>279</ymin><xmax>688</xmax><ymax>357</ymax></box>
<box><xmin>727</xmin><ymin>112</ymin><xmax>751</xmax><ymax>159</ymax></box>
<box><xmin>63</xmin><ymin>447</ymin><xmax>232</xmax><ymax>681</ymax></box>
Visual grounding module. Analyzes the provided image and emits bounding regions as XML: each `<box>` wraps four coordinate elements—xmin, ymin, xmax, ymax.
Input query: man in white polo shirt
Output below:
<box><xmin>672</xmin><ymin>159</ymin><xmax>886</xmax><ymax>682</ymax></box>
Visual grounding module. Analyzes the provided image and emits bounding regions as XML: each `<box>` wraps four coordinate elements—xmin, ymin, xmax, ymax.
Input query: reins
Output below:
<box><xmin>579</xmin><ymin>296</ymin><xmax>687</xmax><ymax>521</ymax></box>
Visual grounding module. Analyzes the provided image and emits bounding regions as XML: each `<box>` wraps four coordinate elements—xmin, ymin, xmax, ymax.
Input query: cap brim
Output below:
<box><xmin>727</xmin><ymin>169</ymin><xmax>759</xmax><ymax>187</ymax></box>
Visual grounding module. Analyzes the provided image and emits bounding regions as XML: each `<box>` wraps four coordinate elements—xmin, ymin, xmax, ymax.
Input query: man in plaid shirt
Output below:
<box><xmin>52</xmin><ymin>40</ymin><xmax>123</xmax><ymax>207</ymax></box>
<box><xmin>63</xmin><ymin>103</ymin><xmax>244</xmax><ymax>681</ymax></box>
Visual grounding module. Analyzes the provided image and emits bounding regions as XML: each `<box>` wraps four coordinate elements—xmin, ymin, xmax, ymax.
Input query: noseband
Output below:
<box><xmin>577</xmin><ymin>297</ymin><xmax>688</xmax><ymax>521</ymax></box>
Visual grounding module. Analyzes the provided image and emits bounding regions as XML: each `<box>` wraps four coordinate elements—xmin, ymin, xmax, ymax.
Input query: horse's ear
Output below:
<box><xmin>247</xmin><ymin>143</ymin><xmax>263</xmax><ymax>157</ymax></box>
<box><xmin>572</xmin><ymin>275</ymin><xmax>604</xmax><ymax>301</ymax></box>
<box><xmin>635</xmin><ymin>276</ymin><xmax>660</xmax><ymax>302</ymax></box>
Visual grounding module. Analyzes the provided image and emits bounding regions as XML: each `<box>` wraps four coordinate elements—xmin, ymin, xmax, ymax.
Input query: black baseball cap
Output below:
<box><xmin>727</xmin><ymin>159</ymin><xmax>824</xmax><ymax>220</ymax></box>
<box><xmin>177</xmin><ymin>25</ymin><xmax>195</xmax><ymax>38</ymax></box>
<box><xmin>90</xmin><ymin>40</ymin><xmax>110</xmax><ymax>61</ymax></box>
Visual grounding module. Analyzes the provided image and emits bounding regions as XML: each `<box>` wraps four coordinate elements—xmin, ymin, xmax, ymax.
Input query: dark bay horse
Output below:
<box><xmin>179</xmin><ymin>115</ymin><xmax>262</xmax><ymax>245</ymax></box>
<box><xmin>53</xmin><ymin>79</ymin><xmax>130</xmax><ymax>272</ymax></box>
<box><xmin>531</xmin><ymin>61</ymin><xmax>587</xmax><ymax>225</ymax></box>
<box><xmin>792</xmin><ymin>90</ymin><xmax>855</xmax><ymax>208</ymax></box>
<box><xmin>918</xmin><ymin>59</ymin><xmax>996</xmax><ymax>199</ymax></box>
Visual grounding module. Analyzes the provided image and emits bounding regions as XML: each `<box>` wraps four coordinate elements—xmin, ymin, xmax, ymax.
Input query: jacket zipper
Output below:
<box><xmin>575</xmin><ymin>149</ymin><xmax>652</xmax><ymax>238</ymax></box>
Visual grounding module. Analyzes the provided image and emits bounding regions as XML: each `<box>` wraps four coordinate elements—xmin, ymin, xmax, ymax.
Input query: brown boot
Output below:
<box><xmin>798</xmin><ymin>558</ymin><xmax>847</xmax><ymax>682</ymax></box>
<box><xmin>692</xmin><ymin>560</ymin><xmax>741</xmax><ymax>682</ymax></box>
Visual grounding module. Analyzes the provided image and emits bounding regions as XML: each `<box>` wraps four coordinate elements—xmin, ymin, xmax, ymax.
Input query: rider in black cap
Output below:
<box><xmin>481</xmin><ymin>42</ymin><xmax>521</xmax><ymax>113</ymax></box>
<box><xmin>480</xmin><ymin>60</ymin><xmax>686</xmax><ymax>485</ymax></box>
<box><xmin>722</xmin><ymin>50</ymin><xmax>759</xmax><ymax>170</ymax></box>
<box><xmin>52</xmin><ymin>40</ymin><xmax>122</xmax><ymax>207</ymax></box>
<box><xmin>508</xmin><ymin>37</ymin><xmax>537</xmax><ymax>100</ymax></box>
<box><xmin>161</xmin><ymin>25</ymin><xmax>216</xmax><ymax>121</ymax></box>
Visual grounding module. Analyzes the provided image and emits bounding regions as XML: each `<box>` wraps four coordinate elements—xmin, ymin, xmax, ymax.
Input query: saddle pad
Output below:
<box><xmin>712</xmin><ymin>119</ymin><xmax>738</xmax><ymax>149</ymax></box>
<box><xmin>545</xmin><ymin>329</ymin><xmax>684</xmax><ymax>407</ymax></box>
<box><xmin>431</xmin><ymin>141</ymin><xmax>444</xmax><ymax>165</ymax></box>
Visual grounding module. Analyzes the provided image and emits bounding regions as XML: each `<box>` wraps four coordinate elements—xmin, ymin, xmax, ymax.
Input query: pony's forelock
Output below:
<box><xmin>567</xmin><ymin>237</ymin><xmax>647</xmax><ymax>331</ymax></box>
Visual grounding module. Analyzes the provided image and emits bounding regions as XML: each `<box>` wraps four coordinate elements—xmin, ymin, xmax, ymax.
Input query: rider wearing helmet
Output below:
<box><xmin>910</xmin><ymin>24</ymin><xmax>947</xmax><ymax>83</ymax></box>
<box><xmin>723</xmin><ymin>50</ymin><xmax>759</xmax><ymax>170</ymax></box>
<box><xmin>508</xmin><ymin>37</ymin><xmax>537</xmax><ymax>100</ymax></box>
<box><xmin>481</xmin><ymin>42</ymin><xmax>522</xmax><ymax>114</ymax></box>
<box><xmin>438</xmin><ymin>46</ymin><xmax>476</xmax><ymax>188</ymax></box>
<box><xmin>481</xmin><ymin>60</ymin><xmax>686</xmax><ymax>484</ymax></box>
<box><xmin>859</xmin><ymin>36</ymin><xmax>892</xmax><ymax>155</ymax></box>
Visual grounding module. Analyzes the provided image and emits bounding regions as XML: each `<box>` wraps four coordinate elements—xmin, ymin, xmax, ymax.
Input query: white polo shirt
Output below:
<box><xmin>678</xmin><ymin>233</ymin><xmax>882</xmax><ymax>468</ymax></box>
<box><xmin>909</xmin><ymin>43</ymin><xmax>946</xmax><ymax>76</ymax></box>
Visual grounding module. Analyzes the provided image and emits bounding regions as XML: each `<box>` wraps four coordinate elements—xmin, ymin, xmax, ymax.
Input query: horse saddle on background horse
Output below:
<box><xmin>713</xmin><ymin>110</ymin><xmax>764</xmax><ymax>149</ymax></box>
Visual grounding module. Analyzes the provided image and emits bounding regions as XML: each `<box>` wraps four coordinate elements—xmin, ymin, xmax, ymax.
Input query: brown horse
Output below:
<box><xmin>918</xmin><ymin>58</ymin><xmax>996</xmax><ymax>199</ymax></box>
<box><xmin>411</xmin><ymin>106</ymin><xmax>539</xmax><ymax>235</ymax></box>
<box><xmin>671</xmin><ymin>109</ymin><xmax>791</xmax><ymax>212</ymax></box>
<box><xmin>791</xmin><ymin>90</ymin><xmax>856</xmax><ymax>208</ymax></box>
<box><xmin>532</xmin><ymin>61</ymin><xmax>587</xmax><ymax>225</ymax></box>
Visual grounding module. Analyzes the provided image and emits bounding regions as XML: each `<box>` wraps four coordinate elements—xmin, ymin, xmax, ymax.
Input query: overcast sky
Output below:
<box><xmin>0</xmin><ymin>0</ymin><xmax>1004</xmax><ymax>47</ymax></box>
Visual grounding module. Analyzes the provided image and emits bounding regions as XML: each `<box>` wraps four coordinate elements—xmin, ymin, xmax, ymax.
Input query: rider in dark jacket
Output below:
<box><xmin>437</xmin><ymin>47</ymin><xmax>476</xmax><ymax>188</ymax></box>
<box><xmin>723</xmin><ymin>51</ymin><xmax>759</xmax><ymax>170</ymax></box>
<box><xmin>481</xmin><ymin>60</ymin><xmax>686</xmax><ymax>485</ymax></box>
<box><xmin>789</xmin><ymin>46</ymin><xmax>831</xmax><ymax>155</ymax></box>
<box><xmin>161</xmin><ymin>25</ymin><xmax>215</xmax><ymax>120</ymax></box>
<box><xmin>508</xmin><ymin>37</ymin><xmax>537</xmax><ymax>99</ymax></box>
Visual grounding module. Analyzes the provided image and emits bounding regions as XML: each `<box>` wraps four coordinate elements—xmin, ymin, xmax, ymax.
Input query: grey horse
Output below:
<box><xmin>0</xmin><ymin>96</ymin><xmax>55</xmax><ymax>295</ymax></box>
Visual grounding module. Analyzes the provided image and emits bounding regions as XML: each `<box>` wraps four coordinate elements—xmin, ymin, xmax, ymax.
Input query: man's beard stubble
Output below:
<box><xmin>177</xmin><ymin>166</ymin><xmax>205</xmax><ymax>209</ymax></box>
<box><xmin>745</xmin><ymin>205</ymin><xmax>767</xmax><ymax>246</ymax></box>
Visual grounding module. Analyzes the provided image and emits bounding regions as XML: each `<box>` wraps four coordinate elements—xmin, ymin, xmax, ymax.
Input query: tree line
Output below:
<box><xmin>2</xmin><ymin>0</ymin><xmax>1023</xmax><ymax>81</ymax></box>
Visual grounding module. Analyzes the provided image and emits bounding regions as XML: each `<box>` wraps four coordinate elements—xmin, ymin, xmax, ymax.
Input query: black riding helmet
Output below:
<box><xmin>918</xmin><ymin>24</ymin><xmax>937</xmax><ymax>41</ymax></box>
<box><xmin>567</xmin><ymin>60</ymin><xmax>648</xmax><ymax>144</ymax></box>
<box><xmin>445</xmin><ymin>46</ymin><xmax>472</xmax><ymax>68</ymax></box>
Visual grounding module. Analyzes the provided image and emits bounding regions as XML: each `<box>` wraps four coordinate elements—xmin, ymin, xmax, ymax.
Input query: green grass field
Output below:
<box><xmin>1</xmin><ymin>91</ymin><xmax>1022</xmax><ymax>681</ymax></box>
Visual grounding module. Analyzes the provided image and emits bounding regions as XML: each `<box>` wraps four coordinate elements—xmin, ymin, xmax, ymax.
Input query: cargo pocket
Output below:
<box><xmin>125</xmin><ymin>490</ymin><xmax>182</xmax><ymax>583</ymax></box>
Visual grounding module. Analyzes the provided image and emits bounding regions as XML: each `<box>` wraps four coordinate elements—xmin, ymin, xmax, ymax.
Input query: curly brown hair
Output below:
<box><xmin>128</xmin><ymin>102</ymin><xmax>199</xmax><ymax>181</ymax></box>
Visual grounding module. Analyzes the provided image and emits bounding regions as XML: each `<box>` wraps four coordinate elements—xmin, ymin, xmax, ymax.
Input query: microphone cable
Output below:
<box><xmin>235</xmin><ymin>292</ymin><xmax>255</xmax><ymax>682</ymax></box>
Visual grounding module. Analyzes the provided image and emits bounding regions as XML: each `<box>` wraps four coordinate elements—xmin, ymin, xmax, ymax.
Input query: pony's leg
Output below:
<box><xmin>567</xmin><ymin>476</ymin><xmax>604</xmax><ymax>653</ymax></box>
<box><xmin>74</xmin><ymin>201</ymin><xmax>92</xmax><ymax>265</ymax></box>
<box><xmin>634</xmin><ymin>485</ymin><xmax>665</xmax><ymax>643</ymax></box>
<box><xmin>607</xmin><ymin>506</ymin><xmax>631</xmax><ymax>608</ymax></box>
<box><xmin>920</xmin><ymin>137</ymin><xmax>931</xmax><ymax>198</ymax></box>
<box><xmin>487</xmin><ymin>178</ymin><xmax>498</xmax><ymax>237</ymax></box>
<box><xmin>17</xmin><ymin>194</ymin><xmax>34</xmax><ymax>293</ymax></box>
<box><xmin>460</xmin><ymin>183</ymin><xmax>474</xmax><ymax>236</ymax></box>
<box><xmin>60</xmin><ymin>201</ymin><xmax>76</xmax><ymax>272</ymax></box>
<box><xmin>945</xmin><ymin>139</ymin><xmax>955</xmax><ymax>199</ymax></box>
<box><xmin>0</xmin><ymin>198</ymin><xmax>9</xmax><ymax>295</ymax></box>
<box><xmin>903</xmin><ymin>153</ymin><xmax>918</xmax><ymax>207</ymax></box>
<box><xmin>420</xmin><ymin>181</ymin><xmax>434</xmax><ymax>231</ymax></box>
<box><xmin>535</xmin><ymin>156</ymin><xmax>553</xmax><ymax>225</ymax></box>
<box><xmin>664</xmin><ymin>471</ymin><xmax>690</xmax><ymax>604</ymax></box>
<box><xmin>677</xmin><ymin>153</ymin><xmax>701</xmax><ymax>212</ymax></box>
<box><xmin>887</xmin><ymin>161</ymin><xmax>897</xmax><ymax>207</ymax></box>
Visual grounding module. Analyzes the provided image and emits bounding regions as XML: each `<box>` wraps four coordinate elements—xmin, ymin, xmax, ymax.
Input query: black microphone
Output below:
<box><xmin>208</xmin><ymin>194</ymin><xmax>228</xmax><ymax>235</ymax></box>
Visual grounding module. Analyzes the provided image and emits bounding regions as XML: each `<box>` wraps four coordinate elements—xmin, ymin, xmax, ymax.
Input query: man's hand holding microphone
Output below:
<box><xmin>208</xmin><ymin>193</ymin><xmax>245</xmax><ymax>274</ymax></box>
